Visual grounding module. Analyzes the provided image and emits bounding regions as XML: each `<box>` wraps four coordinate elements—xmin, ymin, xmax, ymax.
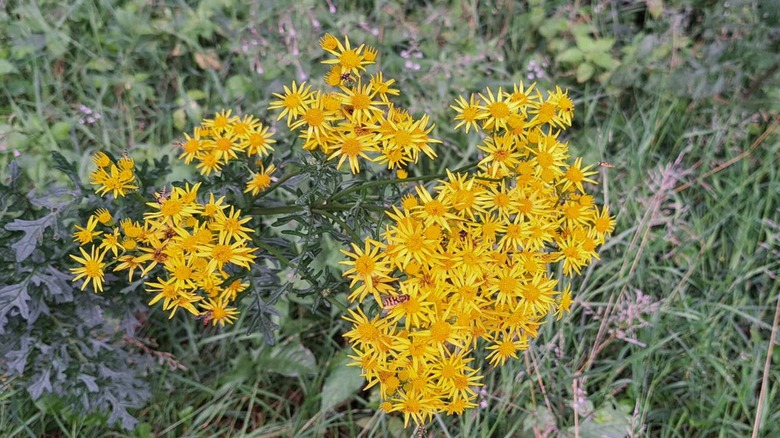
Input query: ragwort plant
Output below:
<box><xmin>340</xmin><ymin>71</ymin><xmax>615</xmax><ymax>425</ymax></box>
<box><xmin>59</xmin><ymin>34</ymin><xmax>614</xmax><ymax>428</ymax></box>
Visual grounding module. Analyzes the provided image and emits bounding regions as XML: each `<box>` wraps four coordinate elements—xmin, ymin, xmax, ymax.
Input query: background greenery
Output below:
<box><xmin>1</xmin><ymin>0</ymin><xmax>779</xmax><ymax>436</ymax></box>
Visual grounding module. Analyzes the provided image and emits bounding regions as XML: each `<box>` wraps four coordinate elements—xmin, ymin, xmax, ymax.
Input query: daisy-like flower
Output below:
<box><xmin>179</xmin><ymin>133</ymin><xmax>204</xmax><ymax>164</ymax></box>
<box><xmin>198</xmin><ymin>298</ymin><xmax>240</xmax><ymax>327</ymax></box>
<box><xmin>478</xmin><ymin>87</ymin><xmax>520</xmax><ymax>132</ymax></box>
<box><xmin>93</xmin><ymin>208</ymin><xmax>113</xmax><ymax>225</ymax></box>
<box><xmin>485</xmin><ymin>332</ymin><xmax>528</xmax><ymax>367</ymax></box>
<box><xmin>69</xmin><ymin>245</ymin><xmax>107</xmax><ymax>293</ymax></box>
<box><xmin>209</xmin><ymin>206</ymin><xmax>254</xmax><ymax>243</ymax></box>
<box><xmin>320</xmin><ymin>34</ymin><xmax>373</xmax><ymax>76</ymax></box>
<box><xmin>73</xmin><ymin>215</ymin><xmax>103</xmax><ymax>245</ymax></box>
<box><xmin>241</xmin><ymin>123</ymin><xmax>275</xmax><ymax>157</ymax></box>
<box><xmin>450</xmin><ymin>94</ymin><xmax>485</xmax><ymax>133</ymax></box>
<box><xmin>202</xmin><ymin>110</ymin><xmax>234</xmax><ymax>134</ymax></box>
<box><xmin>328</xmin><ymin>130</ymin><xmax>379</xmax><ymax>174</ymax></box>
<box><xmin>268</xmin><ymin>81</ymin><xmax>314</xmax><ymax>126</ymax></box>
<box><xmin>560</xmin><ymin>157</ymin><xmax>598</xmax><ymax>194</ymax></box>
<box><xmin>92</xmin><ymin>151</ymin><xmax>111</xmax><ymax>168</ymax></box>
<box><xmin>245</xmin><ymin>163</ymin><xmax>276</xmax><ymax>196</ymax></box>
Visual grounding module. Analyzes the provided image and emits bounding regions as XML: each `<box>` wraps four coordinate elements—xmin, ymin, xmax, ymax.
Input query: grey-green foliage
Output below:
<box><xmin>0</xmin><ymin>159</ymin><xmax>153</xmax><ymax>429</ymax></box>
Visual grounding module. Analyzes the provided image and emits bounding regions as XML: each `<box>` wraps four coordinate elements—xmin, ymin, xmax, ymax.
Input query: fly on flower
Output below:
<box><xmin>381</xmin><ymin>293</ymin><xmax>410</xmax><ymax>312</ymax></box>
<box><xmin>153</xmin><ymin>186</ymin><xmax>170</xmax><ymax>205</ymax></box>
<box><xmin>196</xmin><ymin>310</ymin><xmax>214</xmax><ymax>327</ymax></box>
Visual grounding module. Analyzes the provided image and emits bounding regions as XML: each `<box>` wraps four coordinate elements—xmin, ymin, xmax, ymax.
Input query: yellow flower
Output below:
<box><xmin>93</xmin><ymin>208</ymin><xmax>113</xmax><ymax>225</ymax></box>
<box><xmin>450</xmin><ymin>94</ymin><xmax>485</xmax><ymax>133</ymax></box>
<box><xmin>99</xmin><ymin>227</ymin><xmax>122</xmax><ymax>257</ymax></box>
<box><xmin>69</xmin><ymin>245</ymin><xmax>107</xmax><ymax>293</ymax></box>
<box><xmin>268</xmin><ymin>81</ymin><xmax>314</xmax><ymax>126</ymax></box>
<box><xmin>202</xmin><ymin>109</ymin><xmax>234</xmax><ymax>133</ymax></box>
<box><xmin>245</xmin><ymin>163</ymin><xmax>276</xmax><ymax>196</ymax></box>
<box><xmin>199</xmin><ymin>298</ymin><xmax>240</xmax><ymax>327</ymax></box>
<box><xmin>209</xmin><ymin>206</ymin><xmax>254</xmax><ymax>243</ymax></box>
<box><xmin>73</xmin><ymin>215</ymin><xmax>103</xmax><ymax>245</ymax></box>
<box><xmin>92</xmin><ymin>151</ymin><xmax>111</xmax><ymax>168</ymax></box>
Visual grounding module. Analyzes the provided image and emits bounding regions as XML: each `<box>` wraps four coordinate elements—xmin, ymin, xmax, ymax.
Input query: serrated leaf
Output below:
<box><xmin>591</xmin><ymin>38</ymin><xmax>615</xmax><ymax>53</ymax></box>
<box><xmin>27</xmin><ymin>186</ymin><xmax>76</xmax><ymax>210</ymax></box>
<box><xmin>5</xmin><ymin>336</ymin><xmax>32</xmax><ymax>374</ymax></box>
<box><xmin>51</xmin><ymin>151</ymin><xmax>82</xmax><ymax>189</ymax></box>
<box><xmin>5</xmin><ymin>214</ymin><xmax>56</xmax><ymax>262</ymax></box>
<box><xmin>31</xmin><ymin>267</ymin><xmax>74</xmax><ymax>303</ymax></box>
<box><xmin>320</xmin><ymin>352</ymin><xmax>365</xmax><ymax>413</ymax></box>
<box><xmin>106</xmin><ymin>393</ymin><xmax>139</xmax><ymax>430</ymax></box>
<box><xmin>0</xmin><ymin>282</ymin><xmax>31</xmax><ymax>330</ymax></box>
<box><xmin>79</xmin><ymin>374</ymin><xmax>99</xmax><ymax>392</ymax></box>
<box><xmin>28</xmin><ymin>369</ymin><xmax>52</xmax><ymax>399</ymax></box>
<box><xmin>260</xmin><ymin>341</ymin><xmax>317</xmax><ymax>377</ymax></box>
<box><xmin>590</xmin><ymin>52</ymin><xmax>619</xmax><ymax>70</ymax></box>
<box><xmin>576</xmin><ymin>63</ymin><xmax>595</xmax><ymax>83</ymax></box>
<box><xmin>556</xmin><ymin>47</ymin><xmax>584</xmax><ymax>64</ymax></box>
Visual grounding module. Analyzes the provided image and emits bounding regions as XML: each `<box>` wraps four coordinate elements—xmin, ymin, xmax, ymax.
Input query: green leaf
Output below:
<box><xmin>5</xmin><ymin>214</ymin><xmax>57</xmax><ymax>262</ymax></box>
<box><xmin>320</xmin><ymin>351</ymin><xmax>365</xmax><ymax>413</ymax></box>
<box><xmin>226</xmin><ymin>75</ymin><xmax>251</xmax><ymax>101</ymax></box>
<box><xmin>50</xmin><ymin>121</ymin><xmax>72</xmax><ymax>141</ymax></box>
<box><xmin>556</xmin><ymin>47</ymin><xmax>584</xmax><ymax>64</ymax></box>
<box><xmin>591</xmin><ymin>38</ymin><xmax>615</xmax><ymax>53</ymax></box>
<box><xmin>254</xmin><ymin>341</ymin><xmax>317</xmax><ymax>377</ymax></box>
<box><xmin>0</xmin><ymin>59</ymin><xmax>18</xmax><ymax>75</ymax></box>
<box><xmin>566</xmin><ymin>406</ymin><xmax>632</xmax><ymax>438</ymax></box>
<box><xmin>590</xmin><ymin>52</ymin><xmax>619</xmax><ymax>70</ymax></box>
<box><xmin>86</xmin><ymin>58</ymin><xmax>114</xmax><ymax>72</ymax></box>
<box><xmin>52</xmin><ymin>151</ymin><xmax>82</xmax><ymax>190</ymax></box>
<box><xmin>576</xmin><ymin>63</ymin><xmax>595</xmax><ymax>83</ymax></box>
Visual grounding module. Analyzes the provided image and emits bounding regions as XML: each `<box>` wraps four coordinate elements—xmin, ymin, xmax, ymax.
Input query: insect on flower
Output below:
<box><xmin>196</xmin><ymin>310</ymin><xmax>214</xmax><ymax>327</ymax></box>
<box><xmin>340</xmin><ymin>72</ymin><xmax>354</xmax><ymax>83</ymax></box>
<box><xmin>153</xmin><ymin>186</ymin><xmax>170</xmax><ymax>205</ymax></box>
<box><xmin>381</xmin><ymin>294</ymin><xmax>410</xmax><ymax>312</ymax></box>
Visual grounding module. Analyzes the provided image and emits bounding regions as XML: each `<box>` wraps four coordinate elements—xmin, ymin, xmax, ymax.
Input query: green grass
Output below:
<box><xmin>2</xmin><ymin>0</ymin><xmax>779</xmax><ymax>437</ymax></box>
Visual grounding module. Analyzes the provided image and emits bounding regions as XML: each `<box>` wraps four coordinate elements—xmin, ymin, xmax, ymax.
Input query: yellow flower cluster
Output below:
<box><xmin>88</xmin><ymin>151</ymin><xmax>138</xmax><ymax>198</ymax></box>
<box><xmin>341</xmin><ymin>84</ymin><xmax>616</xmax><ymax>426</ymax></box>
<box><xmin>178</xmin><ymin>110</ymin><xmax>277</xmax><ymax>196</ymax></box>
<box><xmin>268</xmin><ymin>33</ymin><xmax>440</xmax><ymax>176</ymax></box>
<box><xmin>72</xmin><ymin>155</ymin><xmax>258</xmax><ymax>326</ymax></box>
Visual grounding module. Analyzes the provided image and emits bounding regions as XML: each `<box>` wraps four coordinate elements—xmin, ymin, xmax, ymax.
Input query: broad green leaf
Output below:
<box><xmin>0</xmin><ymin>59</ymin><xmax>18</xmax><ymax>75</ymax></box>
<box><xmin>255</xmin><ymin>341</ymin><xmax>316</xmax><ymax>377</ymax></box>
<box><xmin>577</xmin><ymin>63</ymin><xmax>595</xmax><ymax>83</ymax></box>
<box><xmin>566</xmin><ymin>406</ymin><xmax>632</xmax><ymax>438</ymax></box>
<box><xmin>50</xmin><ymin>121</ymin><xmax>72</xmax><ymax>141</ymax></box>
<box><xmin>556</xmin><ymin>47</ymin><xmax>584</xmax><ymax>64</ymax></box>
<box><xmin>320</xmin><ymin>351</ymin><xmax>365</xmax><ymax>413</ymax></box>
<box><xmin>591</xmin><ymin>38</ymin><xmax>616</xmax><ymax>53</ymax></box>
<box><xmin>590</xmin><ymin>52</ymin><xmax>619</xmax><ymax>70</ymax></box>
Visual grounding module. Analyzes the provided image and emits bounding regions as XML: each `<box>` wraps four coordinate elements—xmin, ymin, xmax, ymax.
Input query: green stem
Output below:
<box><xmin>312</xmin><ymin>208</ymin><xmax>362</xmax><ymax>243</ymax></box>
<box><xmin>255</xmin><ymin>240</ymin><xmax>292</xmax><ymax>269</ymax></box>
<box><xmin>255</xmin><ymin>170</ymin><xmax>301</xmax><ymax>200</ymax></box>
